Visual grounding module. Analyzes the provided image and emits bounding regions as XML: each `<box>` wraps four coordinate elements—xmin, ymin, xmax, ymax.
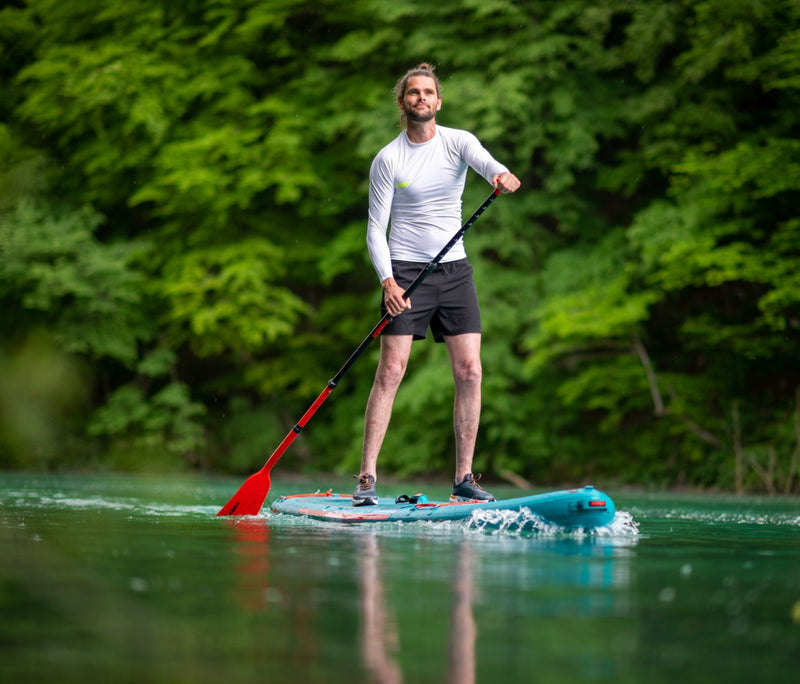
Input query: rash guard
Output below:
<box><xmin>366</xmin><ymin>125</ymin><xmax>509</xmax><ymax>284</ymax></box>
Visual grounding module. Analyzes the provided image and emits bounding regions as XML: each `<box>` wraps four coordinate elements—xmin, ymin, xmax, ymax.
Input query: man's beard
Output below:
<box><xmin>404</xmin><ymin>106</ymin><xmax>436</xmax><ymax>123</ymax></box>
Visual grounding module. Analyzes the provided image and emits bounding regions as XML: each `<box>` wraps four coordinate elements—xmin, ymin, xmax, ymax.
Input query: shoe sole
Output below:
<box><xmin>450</xmin><ymin>494</ymin><xmax>496</xmax><ymax>503</ymax></box>
<box><xmin>353</xmin><ymin>496</ymin><xmax>379</xmax><ymax>507</ymax></box>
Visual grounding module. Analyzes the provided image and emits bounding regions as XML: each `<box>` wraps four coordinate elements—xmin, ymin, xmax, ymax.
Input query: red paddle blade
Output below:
<box><xmin>216</xmin><ymin>468</ymin><xmax>272</xmax><ymax>516</ymax></box>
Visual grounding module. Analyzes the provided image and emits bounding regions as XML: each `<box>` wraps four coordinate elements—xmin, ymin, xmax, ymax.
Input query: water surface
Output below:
<box><xmin>1</xmin><ymin>473</ymin><xmax>798</xmax><ymax>683</ymax></box>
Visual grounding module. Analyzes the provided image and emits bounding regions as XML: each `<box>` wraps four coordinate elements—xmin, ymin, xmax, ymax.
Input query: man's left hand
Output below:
<box><xmin>492</xmin><ymin>172</ymin><xmax>521</xmax><ymax>193</ymax></box>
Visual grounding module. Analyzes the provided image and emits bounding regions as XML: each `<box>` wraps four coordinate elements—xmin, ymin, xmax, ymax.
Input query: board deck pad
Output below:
<box><xmin>270</xmin><ymin>485</ymin><xmax>615</xmax><ymax>530</ymax></box>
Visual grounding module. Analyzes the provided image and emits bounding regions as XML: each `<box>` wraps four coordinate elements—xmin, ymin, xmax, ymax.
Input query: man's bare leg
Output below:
<box><xmin>360</xmin><ymin>335</ymin><xmax>414</xmax><ymax>479</ymax></box>
<box><xmin>445</xmin><ymin>333</ymin><xmax>482</xmax><ymax>484</ymax></box>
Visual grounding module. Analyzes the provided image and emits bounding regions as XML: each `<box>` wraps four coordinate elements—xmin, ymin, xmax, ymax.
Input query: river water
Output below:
<box><xmin>1</xmin><ymin>472</ymin><xmax>798</xmax><ymax>683</ymax></box>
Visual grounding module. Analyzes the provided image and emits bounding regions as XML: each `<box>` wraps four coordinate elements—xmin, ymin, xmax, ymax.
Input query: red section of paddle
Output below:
<box><xmin>216</xmin><ymin>467</ymin><xmax>272</xmax><ymax>516</ymax></box>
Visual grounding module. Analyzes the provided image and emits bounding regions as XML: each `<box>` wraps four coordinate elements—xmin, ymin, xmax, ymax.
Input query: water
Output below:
<box><xmin>1</xmin><ymin>473</ymin><xmax>798</xmax><ymax>683</ymax></box>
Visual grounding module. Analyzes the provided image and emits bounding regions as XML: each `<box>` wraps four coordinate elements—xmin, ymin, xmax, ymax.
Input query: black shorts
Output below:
<box><xmin>382</xmin><ymin>258</ymin><xmax>481</xmax><ymax>343</ymax></box>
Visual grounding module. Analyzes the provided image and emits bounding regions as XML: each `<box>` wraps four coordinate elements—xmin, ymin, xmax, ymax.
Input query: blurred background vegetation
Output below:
<box><xmin>1</xmin><ymin>0</ymin><xmax>798</xmax><ymax>493</ymax></box>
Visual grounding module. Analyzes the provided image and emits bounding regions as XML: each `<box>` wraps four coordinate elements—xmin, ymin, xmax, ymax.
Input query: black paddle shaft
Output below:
<box><xmin>330</xmin><ymin>188</ymin><xmax>501</xmax><ymax>387</ymax></box>
<box><xmin>261</xmin><ymin>188</ymin><xmax>501</xmax><ymax>474</ymax></box>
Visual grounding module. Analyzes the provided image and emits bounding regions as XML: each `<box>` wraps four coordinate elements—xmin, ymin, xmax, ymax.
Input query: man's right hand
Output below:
<box><xmin>381</xmin><ymin>277</ymin><xmax>412</xmax><ymax>317</ymax></box>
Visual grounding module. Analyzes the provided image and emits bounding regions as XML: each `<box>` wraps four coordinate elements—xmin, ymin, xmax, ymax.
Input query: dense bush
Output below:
<box><xmin>1</xmin><ymin>0</ymin><xmax>798</xmax><ymax>492</ymax></box>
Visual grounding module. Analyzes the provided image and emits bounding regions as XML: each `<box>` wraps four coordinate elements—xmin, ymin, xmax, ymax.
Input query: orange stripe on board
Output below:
<box><xmin>298</xmin><ymin>507</ymin><xmax>390</xmax><ymax>522</ymax></box>
<box><xmin>279</xmin><ymin>490</ymin><xmax>343</xmax><ymax>500</ymax></box>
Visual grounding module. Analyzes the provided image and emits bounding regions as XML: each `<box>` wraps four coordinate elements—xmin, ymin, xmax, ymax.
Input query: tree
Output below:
<box><xmin>1</xmin><ymin>0</ymin><xmax>797</xmax><ymax>491</ymax></box>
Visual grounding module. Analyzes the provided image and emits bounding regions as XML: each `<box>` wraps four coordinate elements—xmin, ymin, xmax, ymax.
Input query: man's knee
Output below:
<box><xmin>375</xmin><ymin>337</ymin><xmax>412</xmax><ymax>388</ymax></box>
<box><xmin>453</xmin><ymin>358</ymin><xmax>482</xmax><ymax>387</ymax></box>
<box><xmin>378</xmin><ymin>364</ymin><xmax>405</xmax><ymax>388</ymax></box>
<box><xmin>375</xmin><ymin>355</ymin><xmax>408</xmax><ymax>388</ymax></box>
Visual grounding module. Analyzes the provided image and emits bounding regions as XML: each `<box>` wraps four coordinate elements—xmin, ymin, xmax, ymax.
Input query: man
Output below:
<box><xmin>354</xmin><ymin>63</ymin><xmax>521</xmax><ymax>506</ymax></box>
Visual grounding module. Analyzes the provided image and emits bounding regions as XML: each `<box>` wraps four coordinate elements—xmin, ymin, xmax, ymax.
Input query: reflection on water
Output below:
<box><xmin>3</xmin><ymin>474</ymin><xmax>799</xmax><ymax>684</ymax></box>
<box><xmin>223</xmin><ymin>508</ymin><xmax>638</xmax><ymax>683</ymax></box>
<box><xmin>360</xmin><ymin>533</ymin><xmax>403</xmax><ymax>684</ymax></box>
<box><xmin>356</xmin><ymin>536</ymin><xmax>482</xmax><ymax>684</ymax></box>
<box><xmin>447</xmin><ymin>541</ymin><xmax>476</xmax><ymax>684</ymax></box>
<box><xmin>229</xmin><ymin>518</ymin><xmax>271</xmax><ymax>614</ymax></box>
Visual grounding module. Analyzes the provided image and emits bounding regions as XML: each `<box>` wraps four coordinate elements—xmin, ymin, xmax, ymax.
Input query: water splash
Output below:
<box><xmin>466</xmin><ymin>507</ymin><xmax>639</xmax><ymax>539</ymax></box>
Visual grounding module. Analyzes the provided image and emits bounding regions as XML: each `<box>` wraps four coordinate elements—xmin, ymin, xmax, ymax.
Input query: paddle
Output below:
<box><xmin>217</xmin><ymin>188</ymin><xmax>501</xmax><ymax>516</ymax></box>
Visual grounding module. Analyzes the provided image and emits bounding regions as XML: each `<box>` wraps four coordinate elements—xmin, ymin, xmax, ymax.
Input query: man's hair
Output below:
<box><xmin>393</xmin><ymin>62</ymin><xmax>442</xmax><ymax>100</ymax></box>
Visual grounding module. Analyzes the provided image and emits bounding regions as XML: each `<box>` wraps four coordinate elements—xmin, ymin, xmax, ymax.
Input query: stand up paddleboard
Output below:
<box><xmin>270</xmin><ymin>485</ymin><xmax>615</xmax><ymax>530</ymax></box>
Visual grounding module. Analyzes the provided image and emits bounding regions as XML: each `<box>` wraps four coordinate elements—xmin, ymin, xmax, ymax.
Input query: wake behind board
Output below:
<box><xmin>270</xmin><ymin>485</ymin><xmax>615</xmax><ymax>530</ymax></box>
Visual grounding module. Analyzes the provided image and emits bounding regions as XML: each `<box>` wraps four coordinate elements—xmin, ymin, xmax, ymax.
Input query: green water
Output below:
<box><xmin>1</xmin><ymin>473</ymin><xmax>798</xmax><ymax>683</ymax></box>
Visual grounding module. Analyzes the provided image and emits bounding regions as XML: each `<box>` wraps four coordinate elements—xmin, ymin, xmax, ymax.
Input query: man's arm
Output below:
<box><xmin>366</xmin><ymin>152</ymin><xmax>412</xmax><ymax>316</ymax></box>
<box><xmin>366</xmin><ymin>154</ymin><xmax>396</xmax><ymax>284</ymax></box>
<box><xmin>459</xmin><ymin>130</ymin><xmax>521</xmax><ymax>193</ymax></box>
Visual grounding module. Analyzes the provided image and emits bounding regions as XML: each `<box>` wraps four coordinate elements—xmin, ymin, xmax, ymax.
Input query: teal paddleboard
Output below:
<box><xmin>270</xmin><ymin>485</ymin><xmax>615</xmax><ymax>530</ymax></box>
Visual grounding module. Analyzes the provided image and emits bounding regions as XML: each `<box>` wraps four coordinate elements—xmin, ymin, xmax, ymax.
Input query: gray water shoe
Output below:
<box><xmin>450</xmin><ymin>473</ymin><xmax>496</xmax><ymax>502</ymax></box>
<box><xmin>353</xmin><ymin>474</ymin><xmax>379</xmax><ymax>506</ymax></box>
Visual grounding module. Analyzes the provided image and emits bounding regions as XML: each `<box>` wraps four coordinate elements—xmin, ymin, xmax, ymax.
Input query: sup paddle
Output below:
<box><xmin>217</xmin><ymin>189</ymin><xmax>501</xmax><ymax>516</ymax></box>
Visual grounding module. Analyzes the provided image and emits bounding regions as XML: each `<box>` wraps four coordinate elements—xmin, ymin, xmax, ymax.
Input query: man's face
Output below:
<box><xmin>398</xmin><ymin>75</ymin><xmax>441</xmax><ymax>123</ymax></box>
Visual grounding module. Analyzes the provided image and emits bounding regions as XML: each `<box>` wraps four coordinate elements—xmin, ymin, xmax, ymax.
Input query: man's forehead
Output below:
<box><xmin>405</xmin><ymin>75</ymin><xmax>439</xmax><ymax>92</ymax></box>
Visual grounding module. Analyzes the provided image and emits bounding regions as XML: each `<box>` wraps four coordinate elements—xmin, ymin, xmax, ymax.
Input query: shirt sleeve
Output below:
<box><xmin>366</xmin><ymin>152</ymin><xmax>396</xmax><ymax>284</ymax></box>
<box><xmin>459</xmin><ymin>130</ymin><xmax>509</xmax><ymax>183</ymax></box>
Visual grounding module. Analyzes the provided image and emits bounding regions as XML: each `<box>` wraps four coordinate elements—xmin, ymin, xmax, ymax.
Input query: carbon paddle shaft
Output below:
<box><xmin>332</xmin><ymin>188</ymin><xmax>501</xmax><ymax>385</ymax></box>
<box><xmin>217</xmin><ymin>189</ymin><xmax>500</xmax><ymax>515</ymax></box>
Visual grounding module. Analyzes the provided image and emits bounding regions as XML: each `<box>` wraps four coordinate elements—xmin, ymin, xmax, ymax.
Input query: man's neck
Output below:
<box><xmin>405</xmin><ymin>119</ymin><xmax>437</xmax><ymax>144</ymax></box>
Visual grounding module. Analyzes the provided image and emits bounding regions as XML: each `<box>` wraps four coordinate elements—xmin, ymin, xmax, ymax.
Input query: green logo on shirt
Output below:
<box><xmin>395</xmin><ymin>181</ymin><xmax>411</xmax><ymax>188</ymax></box>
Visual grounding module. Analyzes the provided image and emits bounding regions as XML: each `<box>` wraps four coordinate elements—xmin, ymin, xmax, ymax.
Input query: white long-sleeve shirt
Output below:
<box><xmin>366</xmin><ymin>125</ymin><xmax>509</xmax><ymax>283</ymax></box>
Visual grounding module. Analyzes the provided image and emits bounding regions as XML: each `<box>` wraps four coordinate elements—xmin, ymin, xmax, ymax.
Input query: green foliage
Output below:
<box><xmin>159</xmin><ymin>239</ymin><xmax>310</xmax><ymax>359</ymax></box>
<box><xmin>87</xmin><ymin>381</ymin><xmax>206</xmax><ymax>470</ymax></box>
<box><xmin>1</xmin><ymin>0</ymin><xmax>798</xmax><ymax>492</ymax></box>
<box><xmin>0</xmin><ymin>200</ymin><xmax>151</xmax><ymax>365</ymax></box>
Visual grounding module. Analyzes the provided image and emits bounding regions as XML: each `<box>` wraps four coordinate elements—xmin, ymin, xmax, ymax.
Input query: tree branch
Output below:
<box><xmin>631</xmin><ymin>332</ymin><xmax>664</xmax><ymax>416</ymax></box>
<box><xmin>732</xmin><ymin>401</ymin><xmax>743</xmax><ymax>495</ymax></box>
